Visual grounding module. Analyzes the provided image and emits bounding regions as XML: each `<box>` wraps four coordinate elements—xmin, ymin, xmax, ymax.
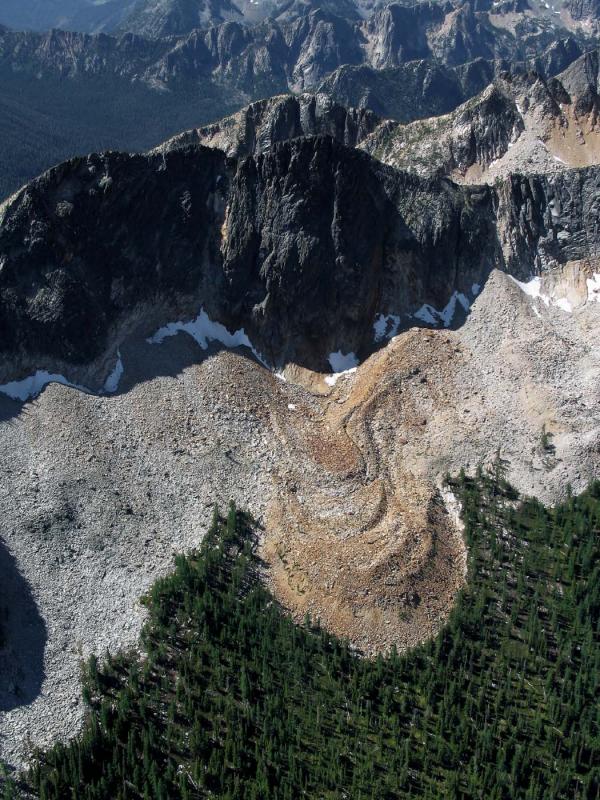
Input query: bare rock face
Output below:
<box><xmin>0</xmin><ymin>147</ymin><xmax>229</xmax><ymax>383</ymax></box>
<box><xmin>497</xmin><ymin>168</ymin><xmax>600</xmax><ymax>277</ymax></box>
<box><xmin>2</xmin><ymin>129</ymin><xmax>600</xmax><ymax>384</ymax></box>
<box><xmin>0</xmin><ymin>136</ymin><xmax>498</xmax><ymax>379</ymax></box>
<box><xmin>157</xmin><ymin>93</ymin><xmax>382</xmax><ymax>158</ymax></box>
<box><xmin>359</xmin><ymin>53</ymin><xmax>600</xmax><ymax>183</ymax></box>
<box><xmin>319</xmin><ymin>57</ymin><xmax>495</xmax><ymax>122</ymax></box>
<box><xmin>567</xmin><ymin>0</ymin><xmax>600</xmax><ymax>20</ymax></box>
<box><xmin>121</xmin><ymin>0</ymin><xmax>245</xmax><ymax>38</ymax></box>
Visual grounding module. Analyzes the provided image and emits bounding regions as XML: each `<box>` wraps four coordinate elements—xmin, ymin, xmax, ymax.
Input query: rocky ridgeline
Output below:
<box><xmin>1</xmin><ymin>129</ymin><xmax>600</xmax><ymax>386</ymax></box>
<box><xmin>0</xmin><ymin>2</ymin><xmax>587</xmax><ymax>96</ymax></box>
<box><xmin>156</xmin><ymin>93</ymin><xmax>382</xmax><ymax>158</ymax></box>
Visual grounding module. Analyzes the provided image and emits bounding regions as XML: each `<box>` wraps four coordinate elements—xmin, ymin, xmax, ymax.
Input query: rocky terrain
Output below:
<box><xmin>3</xmin><ymin>131</ymin><xmax>600</xmax><ymax>385</ymax></box>
<box><xmin>1</xmin><ymin>123</ymin><xmax>600</xmax><ymax>774</ymax></box>
<box><xmin>156</xmin><ymin>92</ymin><xmax>383</xmax><ymax>158</ymax></box>
<box><xmin>0</xmin><ymin>0</ymin><xmax>595</xmax><ymax>201</ymax></box>
<box><xmin>2</xmin><ymin>0</ymin><xmax>600</xmax><ymax>781</ymax></box>
<box><xmin>1</xmin><ymin>263</ymin><xmax>599</xmax><ymax>769</ymax></box>
<box><xmin>359</xmin><ymin>49</ymin><xmax>600</xmax><ymax>179</ymax></box>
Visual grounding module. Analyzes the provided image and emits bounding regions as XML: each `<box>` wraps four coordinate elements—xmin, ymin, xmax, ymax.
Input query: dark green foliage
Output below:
<box><xmin>25</xmin><ymin>473</ymin><xmax>600</xmax><ymax>799</ymax></box>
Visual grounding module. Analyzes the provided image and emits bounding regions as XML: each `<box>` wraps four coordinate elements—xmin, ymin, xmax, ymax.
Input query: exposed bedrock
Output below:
<box><xmin>1</xmin><ymin>135</ymin><xmax>600</xmax><ymax>386</ymax></box>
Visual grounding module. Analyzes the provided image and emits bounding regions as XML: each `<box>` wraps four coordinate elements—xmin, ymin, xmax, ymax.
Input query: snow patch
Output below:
<box><xmin>103</xmin><ymin>351</ymin><xmax>124</xmax><ymax>394</ymax></box>
<box><xmin>509</xmin><ymin>275</ymin><xmax>573</xmax><ymax>314</ymax></box>
<box><xmin>413</xmin><ymin>304</ymin><xmax>438</xmax><ymax>325</ymax></box>
<box><xmin>287</xmin><ymin>403</ymin><xmax>296</xmax><ymax>411</ymax></box>
<box><xmin>511</xmin><ymin>275</ymin><xmax>546</xmax><ymax>302</ymax></box>
<box><xmin>373</xmin><ymin>313</ymin><xmax>401</xmax><ymax>342</ymax></box>
<box><xmin>0</xmin><ymin>371</ymin><xmax>87</xmax><ymax>402</ymax></box>
<box><xmin>471</xmin><ymin>283</ymin><xmax>481</xmax><ymax>296</ymax></box>
<box><xmin>413</xmin><ymin>291</ymin><xmax>471</xmax><ymax>328</ymax></box>
<box><xmin>325</xmin><ymin>351</ymin><xmax>358</xmax><ymax>386</ymax></box>
<box><xmin>147</xmin><ymin>308</ymin><xmax>268</xmax><ymax>367</ymax></box>
<box><xmin>554</xmin><ymin>297</ymin><xmax>573</xmax><ymax>313</ymax></box>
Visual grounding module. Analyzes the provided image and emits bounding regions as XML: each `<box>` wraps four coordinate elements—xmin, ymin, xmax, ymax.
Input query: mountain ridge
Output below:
<box><xmin>1</xmin><ymin>132</ymin><xmax>600</xmax><ymax>392</ymax></box>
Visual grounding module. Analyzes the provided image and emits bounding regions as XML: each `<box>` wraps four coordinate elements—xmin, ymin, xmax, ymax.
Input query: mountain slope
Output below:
<box><xmin>359</xmin><ymin>52</ymin><xmax>600</xmax><ymax>181</ymax></box>
<box><xmin>0</xmin><ymin>7</ymin><xmax>589</xmax><ymax>202</ymax></box>
<box><xmin>1</xmin><ymin>133</ymin><xmax>600</xmax><ymax>385</ymax></box>
<box><xmin>156</xmin><ymin>92</ymin><xmax>383</xmax><ymax>157</ymax></box>
<box><xmin>121</xmin><ymin>0</ymin><xmax>245</xmax><ymax>37</ymax></box>
<box><xmin>23</xmin><ymin>482</ymin><xmax>600</xmax><ymax>799</ymax></box>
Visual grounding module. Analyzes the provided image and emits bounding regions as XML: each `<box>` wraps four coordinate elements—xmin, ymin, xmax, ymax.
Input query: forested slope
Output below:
<box><xmin>11</xmin><ymin>466</ymin><xmax>599</xmax><ymax>800</ymax></box>
<box><xmin>0</xmin><ymin>73</ymin><xmax>242</xmax><ymax>201</ymax></box>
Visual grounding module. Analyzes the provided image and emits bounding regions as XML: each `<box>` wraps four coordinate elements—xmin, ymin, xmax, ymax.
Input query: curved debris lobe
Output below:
<box><xmin>263</xmin><ymin>331</ymin><xmax>469</xmax><ymax>656</ymax></box>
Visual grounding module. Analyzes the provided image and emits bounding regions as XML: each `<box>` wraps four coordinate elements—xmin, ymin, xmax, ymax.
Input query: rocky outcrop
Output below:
<box><xmin>0</xmin><ymin>6</ymin><xmax>587</xmax><ymax>95</ymax></box>
<box><xmin>360</xmin><ymin>80</ymin><xmax>524</xmax><ymax>177</ymax></box>
<box><xmin>497</xmin><ymin>168</ymin><xmax>600</xmax><ymax>277</ymax></box>
<box><xmin>0</xmin><ymin>137</ymin><xmax>493</xmax><ymax>376</ymax></box>
<box><xmin>319</xmin><ymin>57</ymin><xmax>495</xmax><ymax>121</ymax></box>
<box><xmin>567</xmin><ymin>0</ymin><xmax>600</xmax><ymax>21</ymax></box>
<box><xmin>358</xmin><ymin>59</ymin><xmax>600</xmax><ymax>181</ymax></box>
<box><xmin>0</xmin><ymin>147</ymin><xmax>229</xmax><ymax>381</ymax></box>
<box><xmin>156</xmin><ymin>92</ymin><xmax>382</xmax><ymax>157</ymax></box>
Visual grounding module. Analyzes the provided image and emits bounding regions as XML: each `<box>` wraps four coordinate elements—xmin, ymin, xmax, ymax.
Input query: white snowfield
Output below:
<box><xmin>586</xmin><ymin>273</ymin><xmax>600</xmax><ymax>303</ymax></box>
<box><xmin>0</xmin><ymin>353</ymin><xmax>126</xmax><ymax>403</ymax></box>
<box><xmin>147</xmin><ymin>307</ymin><xmax>269</xmax><ymax>367</ymax></box>
<box><xmin>373</xmin><ymin>313</ymin><xmax>401</xmax><ymax>342</ymax></box>
<box><xmin>0</xmin><ymin>310</ymin><xmax>268</xmax><ymax>403</ymax></box>
<box><xmin>103</xmin><ymin>351</ymin><xmax>124</xmax><ymax>394</ymax></box>
<box><xmin>375</xmin><ymin>287</ymin><xmax>475</xmax><ymax>344</ymax></box>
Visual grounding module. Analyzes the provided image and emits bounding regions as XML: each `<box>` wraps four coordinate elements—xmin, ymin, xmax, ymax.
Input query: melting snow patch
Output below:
<box><xmin>373</xmin><ymin>313</ymin><xmax>401</xmax><ymax>342</ymax></box>
<box><xmin>509</xmin><ymin>275</ymin><xmax>573</xmax><ymax>313</ymax></box>
<box><xmin>471</xmin><ymin>283</ymin><xmax>481</xmax><ymax>296</ymax></box>
<box><xmin>440</xmin><ymin>292</ymin><xmax>470</xmax><ymax>326</ymax></box>
<box><xmin>103</xmin><ymin>350</ymin><xmax>124</xmax><ymax>394</ymax></box>
<box><xmin>554</xmin><ymin>297</ymin><xmax>572</xmax><ymax>313</ymax></box>
<box><xmin>510</xmin><ymin>275</ymin><xmax>547</xmax><ymax>302</ymax></box>
<box><xmin>414</xmin><ymin>292</ymin><xmax>471</xmax><ymax>328</ymax></box>
<box><xmin>325</xmin><ymin>351</ymin><xmax>358</xmax><ymax>386</ymax></box>
<box><xmin>586</xmin><ymin>273</ymin><xmax>600</xmax><ymax>302</ymax></box>
<box><xmin>414</xmin><ymin>304</ymin><xmax>438</xmax><ymax>325</ymax></box>
<box><xmin>147</xmin><ymin>308</ymin><xmax>268</xmax><ymax>367</ymax></box>
<box><xmin>0</xmin><ymin>371</ymin><xmax>87</xmax><ymax>402</ymax></box>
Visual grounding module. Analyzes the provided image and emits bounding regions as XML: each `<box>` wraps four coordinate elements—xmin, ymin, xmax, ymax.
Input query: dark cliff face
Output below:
<box><xmin>498</xmin><ymin>169</ymin><xmax>600</xmax><ymax>277</ymax></box>
<box><xmin>318</xmin><ymin>58</ymin><xmax>495</xmax><ymax>122</ymax></box>
<box><xmin>159</xmin><ymin>93</ymin><xmax>383</xmax><ymax>158</ymax></box>
<box><xmin>0</xmin><ymin>147</ymin><xmax>229</xmax><ymax>369</ymax></box>
<box><xmin>1</xmin><ymin>135</ymin><xmax>599</xmax><ymax>380</ymax></box>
